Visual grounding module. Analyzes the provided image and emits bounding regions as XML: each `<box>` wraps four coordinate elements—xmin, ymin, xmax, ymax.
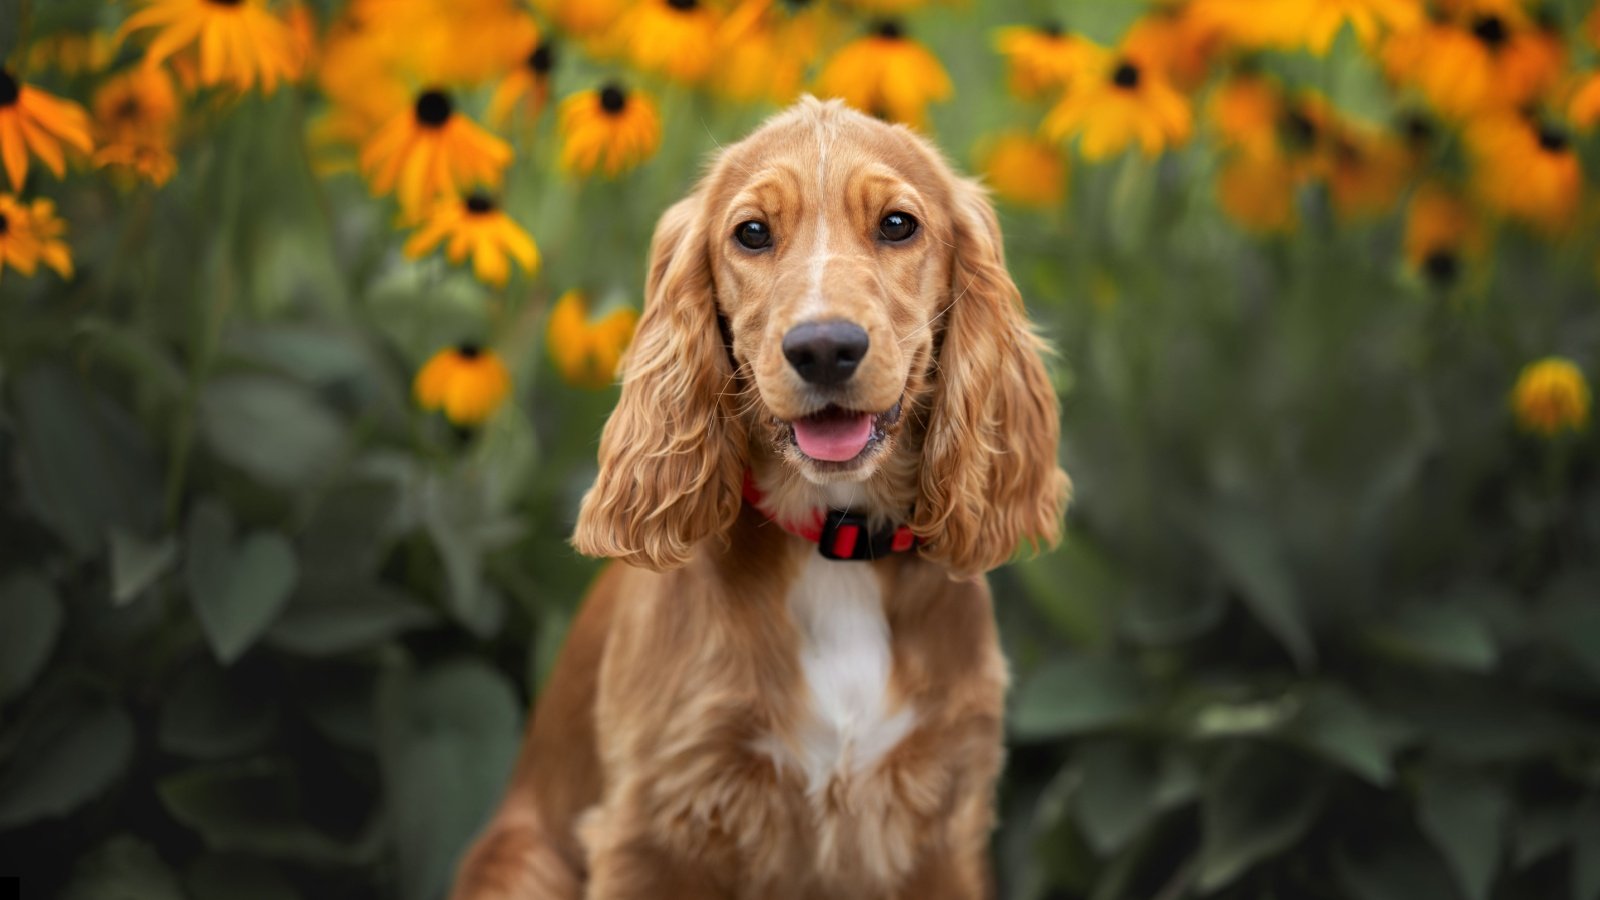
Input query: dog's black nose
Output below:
<box><xmin>783</xmin><ymin>320</ymin><xmax>869</xmax><ymax>386</ymax></box>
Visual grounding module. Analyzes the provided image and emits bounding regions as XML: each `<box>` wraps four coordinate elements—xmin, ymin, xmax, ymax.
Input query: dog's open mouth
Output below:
<box><xmin>785</xmin><ymin>401</ymin><xmax>902</xmax><ymax>464</ymax></box>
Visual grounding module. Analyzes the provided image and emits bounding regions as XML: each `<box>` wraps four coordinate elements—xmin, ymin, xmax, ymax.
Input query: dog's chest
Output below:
<box><xmin>775</xmin><ymin>554</ymin><xmax>916</xmax><ymax>792</ymax></box>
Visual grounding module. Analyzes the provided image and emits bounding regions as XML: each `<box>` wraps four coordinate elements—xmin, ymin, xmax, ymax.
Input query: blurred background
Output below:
<box><xmin>1</xmin><ymin>0</ymin><xmax>1598</xmax><ymax>897</ymax></box>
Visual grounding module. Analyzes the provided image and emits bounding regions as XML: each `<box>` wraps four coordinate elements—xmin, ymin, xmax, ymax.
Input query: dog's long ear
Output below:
<box><xmin>914</xmin><ymin>179</ymin><xmax>1071</xmax><ymax>576</ymax></box>
<box><xmin>572</xmin><ymin>191</ymin><xmax>746</xmax><ymax>570</ymax></box>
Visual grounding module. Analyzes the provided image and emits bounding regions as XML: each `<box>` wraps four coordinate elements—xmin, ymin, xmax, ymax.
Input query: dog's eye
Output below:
<box><xmin>734</xmin><ymin>220</ymin><xmax>772</xmax><ymax>250</ymax></box>
<box><xmin>879</xmin><ymin>212</ymin><xmax>918</xmax><ymax>243</ymax></box>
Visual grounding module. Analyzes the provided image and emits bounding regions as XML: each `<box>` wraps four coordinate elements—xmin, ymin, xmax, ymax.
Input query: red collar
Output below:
<box><xmin>741</xmin><ymin>471</ymin><xmax>918</xmax><ymax>561</ymax></box>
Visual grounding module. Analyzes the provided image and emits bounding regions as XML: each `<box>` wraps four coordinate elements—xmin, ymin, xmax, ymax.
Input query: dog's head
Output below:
<box><xmin>573</xmin><ymin>98</ymin><xmax>1070</xmax><ymax>576</ymax></box>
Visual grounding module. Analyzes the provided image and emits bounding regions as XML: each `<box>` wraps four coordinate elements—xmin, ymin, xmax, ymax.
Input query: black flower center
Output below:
<box><xmin>599</xmin><ymin>84</ymin><xmax>627</xmax><ymax>114</ymax></box>
<box><xmin>1399</xmin><ymin>112</ymin><xmax>1434</xmax><ymax>147</ymax></box>
<box><xmin>1537</xmin><ymin>124</ymin><xmax>1570</xmax><ymax>153</ymax></box>
<box><xmin>0</xmin><ymin>213</ymin><xmax>9</xmax><ymax>235</ymax></box>
<box><xmin>414</xmin><ymin>90</ymin><xmax>453</xmax><ymax>127</ymax></box>
<box><xmin>875</xmin><ymin>20</ymin><xmax>903</xmax><ymax>40</ymax></box>
<box><xmin>0</xmin><ymin>70</ymin><xmax>18</xmax><ymax>107</ymax></box>
<box><xmin>1111</xmin><ymin>61</ymin><xmax>1140</xmax><ymax>89</ymax></box>
<box><xmin>457</xmin><ymin>343</ymin><xmax>483</xmax><ymax>359</ymax></box>
<box><xmin>1471</xmin><ymin>15</ymin><xmax>1507</xmax><ymax>49</ymax></box>
<box><xmin>1282</xmin><ymin>108</ymin><xmax>1318</xmax><ymax>150</ymax></box>
<box><xmin>1039</xmin><ymin>20</ymin><xmax>1066</xmax><ymax>38</ymax></box>
<box><xmin>465</xmin><ymin>193</ymin><xmax>495</xmax><ymax>214</ymax></box>
<box><xmin>527</xmin><ymin>42</ymin><xmax>554</xmax><ymax>74</ymax></box>
<box><xmin>666</xmin><ymin>0</ymin><xmax>697</xmax><ymax>9</ymax></box>
<box><xmin>1423</xmin><ymin>250</ymin><xmax>1459</xmax><ymax>286</ymax></box>
<box><xmin>206</xmin><ymin>0</ymin><xmax>245</xmax><ymax>6</ymax></box>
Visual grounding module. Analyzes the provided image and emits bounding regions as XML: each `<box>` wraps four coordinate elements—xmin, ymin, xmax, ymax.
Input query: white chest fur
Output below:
<box><xmin>779</xmin><ymin>554</ymin><xmax>916</xmax><ymax>793</ymax></box>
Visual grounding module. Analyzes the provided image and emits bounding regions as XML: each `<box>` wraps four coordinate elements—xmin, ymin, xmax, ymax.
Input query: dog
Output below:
<box><xmin>451</xmin><ymin>97</ymin><xmax>1070</xmax><ymax>900</ymax></box>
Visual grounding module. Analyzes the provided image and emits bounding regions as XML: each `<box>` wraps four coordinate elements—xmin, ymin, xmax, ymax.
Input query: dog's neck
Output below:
<box><xmin>746</xmin><ymin>452</ymin><xmax>918</xmax><ymax>537</ymax></box>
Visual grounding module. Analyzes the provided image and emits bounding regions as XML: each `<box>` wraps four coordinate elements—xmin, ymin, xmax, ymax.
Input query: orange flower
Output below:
<box><xmin>404</xmin><ymin>193</ymin><xmax>540</xmax><ymax>287</ymax></box>
<box><xmin>715</xmin><ymin>0</ymin><xmax>832</xmax><ymax>104</ymax></box>
<box><xmin>359</xmin><ymin>89</ymin><xmax>513</xmax><ymax>217</ymax></box>
<box><xmin>994</xmin><ymin>23</ymin><xmax>1104</xmax><ymax>99</ymax></box>
<box><xmin>1512</xmin><ymin>357</ymin><xmax>1591</xmax><ymax>437</ymax></box>
<box><xmin>978</xmin><ymin>132</ymin><xmax>1068</xmax><ymax>208</ymax></box>
<box><xmin>1218</xmin><ymin>150</ymin><xmax>1300</xmax><ymax>233</ymax></box>
<box><xmin>1208</xmin><ymin>71</ymin><xmax>1283</xmax><ymax>158</ymax></box>
<box><xmin>489</xmin><ymin>37</ymin><xmax>555</xmax><ymax>126</ymax></box>
<box><xmin>1467</xmin><ymin>114</ymin><xmax>1581</xmax><ymax>232</ymax></box>
<box><xmin>1043</xmin><ymin>55</ymin><xmax>1191</xmax><ymax>161</ymax></box>
<box><xmin>0</xmin><ymin>68</ymin><xmax>92</xmax><ymax>190</ymax></box>
<box><xmin>0</xmin><ymin>195</ymin><xmax>72</xmax><ymax>280</ymax></box>
<box><xmin>546</xmin><ymin>291</ymin><xmax>640</xmax><ymax>389</ymax></box>
<box><xmin>1383</xmin><ymin>13</ymin><xmax>1561</xmax><ymax>119</ymax></box>
<box><xmin>1124</xmin><ymin>4</ymin><xmax>1224</xmax><ymax>89</ymax></box>
<box><xmin>119</xmin><ymin>0</ymin><xmax>305</xmax><ymax>94</ymax></box>
<box><xmin>1404</xmin><ymin>182</ymin><xmax>1485</xmax><ymax>286</ymax></box>
<box><xmin>617</xmin><ymin>0</ymin><xmax>719</xmax><ymax>84</ymax></box>
<box><xmin>816</xmin><ymin>21</ymin><xmax>952</xmax><ymax>128</ymax></box>
<box><xmin>414</xmin><ymin>344</ymin><xmax>514</xmax><ymax>426</ymax></box>
<box><xmin>1324</xmin><ymin>127</ymin><xmax>1409</xmax><ymax>221</ymax></box>
<box><xmin>558</xmin><ymin>84</ymin><xmax>662</xmax><ymax>178</ymax></box>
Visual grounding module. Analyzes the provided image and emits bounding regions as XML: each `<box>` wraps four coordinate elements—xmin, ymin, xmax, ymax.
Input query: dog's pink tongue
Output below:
<box><xmin>793</xmin><ymin>413</ymin><xmax>874</xmax><ymax>462</ymax></box>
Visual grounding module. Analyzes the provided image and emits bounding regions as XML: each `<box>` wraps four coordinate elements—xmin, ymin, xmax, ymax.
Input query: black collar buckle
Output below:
<box><xmin>817</xmin><ymin>510</ymin><xmax>918</xmax><ymax>561</ymax></box>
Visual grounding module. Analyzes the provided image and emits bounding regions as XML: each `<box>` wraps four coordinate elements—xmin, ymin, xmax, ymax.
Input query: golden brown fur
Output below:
<box><xmin>452</xmin><ymin>98</ymin><xmax>1069</xmax><ymax>900</ymax></box>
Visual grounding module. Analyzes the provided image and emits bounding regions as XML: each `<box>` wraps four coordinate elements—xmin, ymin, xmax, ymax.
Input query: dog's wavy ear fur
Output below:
<box><xmin>572</xmin><ymin>191</ymin><xmax>747</xmax><ymax>570</ymax></box>
<box><xmin>914</xmin><ymin>178</ymin><xmax>1071</xmax><ymax>576</ymax></box>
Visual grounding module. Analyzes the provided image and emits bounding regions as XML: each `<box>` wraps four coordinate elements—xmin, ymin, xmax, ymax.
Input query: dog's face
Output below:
<box><xmin>574</xmin><ymin>98</ymin><xmax>1070</xmax><ymax>575</ymax></box>
<box><xmin>705</xmin><ymin>113</ymin><xmax>952</xmax><ymax>483</ymax></box>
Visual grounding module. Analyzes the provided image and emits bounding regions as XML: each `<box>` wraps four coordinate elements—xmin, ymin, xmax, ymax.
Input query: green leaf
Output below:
<box><xmin>1071</xmin><ymin>740</ymin><xmax>1163</xmax><ymax>856</ymax></box>
<box><xmin>1338</xmin><ymin>830</ymin><xmax>1465</xmax><ymax>900</ymax></box>
<box><xmin>10</xmin><ymin>364</ymin><xmax>163</xmax><ymax>555</ymax></box>
<box><xmin>1370</xmin><ymin>604</ymin><xmax>1497</xmax><ymax>672</ymax></box>
<box><xmin>62</xmin><ymin>836</ymin><xmax>185</xmax><ymax>900</ymax></box>
<box><xmin>1197</xmin><ymin>742</ymin><xmax>1328</xmax><ymax>892</ymax></box>
<box><xmin>159</xmin><ymin>662</ymin><xmax>278</xmax><ymax>759</ymax></box>
<box><xmin>159</xmin><ymin>760</ymin><xmax>372</xmax><ymax>864</ymax></box>
<box><xmin>1191</xmin><ymin>507</ymin><xmax>1315</xmax><ymax>669</ymax></box>
<box><xmin>0</xmin><ymin>571</ymin><xmax>62</xmax><ymax>702</ymax></box>
<box><xmin>378</xmin><ymin>658</ymin><xmax>523</xmax><ymax>900</ymax></box>
<box><xmin>188</xmin><ymin>855</ymin><xmax>300</xmax><ymax>900</ymax></box>
<box><xmin>1282</xmin><ymin>686</ymin><xmax>1399</xmax><ymax>785</ymax></box>
<box><xmin>110</xmin><ymin>529</ymin><xmax>180</xmax><ymax>607</ymax></box>
<box><xmin>0</xmin><ymin>698</ymin><xmax>135</xmax><ymax>827</ymax></box>
<box><xmin>1417</xmin><ymin>770</ymin><xmax>1507</xmax><ymax>900</ymax></box>
<box><xmin>267</xmin><ymin>578</ymin><xmax>438</xmax><ymax>657</ymax></box>
<box><xmin>184</xmin><ymin>499</ymin><xmax>299</xmax><ymax>664</ymax></box>
<box><xmin>198</xmin><ymin>373</ymin><xmax>349</xmax><ymax>489</ymax></box>
<box><xmin>1574</xmin><ymin>795</ymin><xmax>1600</xmax><ymax>900</ymax></box>
<box><xmin>1012</xmin><ymin>655</ymin><xmax>1147</xmax><ymax>741</ymax></box>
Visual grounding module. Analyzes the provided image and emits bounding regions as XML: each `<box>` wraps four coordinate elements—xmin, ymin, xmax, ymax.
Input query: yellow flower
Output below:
<box><xmin>1324</xmin><ymin>127</ymin><xmax>1408</xmax><ymax>221</ymax></box>
<box><xmin>994</xmin><ymin>23</ymin><xmax>1105</xmax><ymax>100</ymax></box>
<box><xmin>839</xmin><ymin>0</ymin><xmax>929</xmax><ymax>11</ymax></box>
<box><xmin>0</xmin><ymin>69</ymin><xmax>92</xmax><ymax>191</ymax></box>
<box><xmin>414</xmin><ymin>344</ymin><xmax>514</xmax><ymax>426</ymax></box>
<box><xmin>0</xmin><ymin>195</ymin><xmax>72</xmax><ymax>280</ymax></box>
<box><xmin>360</xmin><ymin>89</ymin><xmax>513</xmax><ymax>217</ymax></box>
<box><xmin>93</xmin><ymin>142</ymin><xmax>179</xmax><ymax>186</ymax></box>
<box><xmin>617</xmin><ymin>0</ymin><xmax>720</xmax><ymax>84</ymax></box>
<box><xmin>1512</xmin><ymin>358</ymin><xmax>1591</xmax><ymax>437</ymax></box>
<box><xmin>1123</xmin><ymin>4</ymin><xmax>1222</xmax><ymax>91</ymax></box>
<box><xmin>1208</xmin><ymin>70</ymin><xmax>1284</xmax><ymax>159</ymax></box>
<box><xmin>1218</xmin><ymin>150</ymin><xmax>1300</xmax><ymax>233</ymax></box>
<box><xmin>1467</xmin><ymin>114</ymin><xmax>1581</xmax><ymax>233</ymax></box>
<box><xmin>25</xmin><ymin>32</ymin><xmax>117</xmax><ymax>76</ymax></box>
<box><xmin>405</xmin><ymin>193</ymin><xmax>539</xmax><ymax>287</ymax></box>
<box><xmin>1570</xmin><ymin>71</ymin><xmax>1600</xmax><ymax>129</ymax></box>
<box><xmin>1403</xmin><ymin>182</ymin><xmax>1485</xmax><ymax>286</ymax></box>
<box><xmin>1383</xmin><ymin>13</ymin><xmax>1560</xmax><ymax>119</ymax></box>
<box><xmin>558</xmin><ymin>84</ymin><xmax>662</xmax><ymax>179</ymax></box>
<box><xmin>120</xmin><ymin>0</ymin><xmax>305</xmax><ymax>94</ymax></box>
<box><xmin>1202</xmin><ymin>0</ymin><xmax>1421</xmax><ymax>54</ymax></box>
<box><xmin>546</xmin><ymin>291</ymin><xmax>639</xmax><ymax>389</ymax></box>
<box><xmin>1043</xmin><ymin>56</ymin><xmax>1191</xmax><ymax>161</ymax></box>
<box><xmin>815</xmin><ymin>21</ymin><xmax>952</xmax><ymax>129</ymax></box>
<box><xmin>533</xmin><ymin>0</ymin><xmax>627</xmax><ymax>40</ymax></box>
<box><xmin>714</xmin><ymin>0</ymin><xmax>831</xmax><ymax>104</ymax></box>
<box><xmin>91</xmin><ymin>67</ymin><xmax>180</xmax><ymax>186</ymax></box>
<box><xmin>489</xmin><ymin>37</ymin><xmax>555</xmax><ymax>127</ymax></box>
<box><xmin>977</xmin><ymin>132</ymin><xmax>1067</xmax><ymax>208</ymax></box>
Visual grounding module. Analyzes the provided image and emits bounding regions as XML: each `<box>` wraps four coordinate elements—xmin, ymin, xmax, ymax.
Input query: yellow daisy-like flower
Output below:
<box><xmin>1043</xmin><ymin>56</ymin><xmax>1192</xmax><ymax>161</ymax></box>
<box><xmin>1123</xmin><ymin>5</ymin><xmax>1222</xmax><ymax>91</ymax></box>
<box><xmin>489</xmin><ymin>38</ymin><xmax>555</xmax><ymax>127</ymax></box>
<box><xmin>119</xmin><ymin>0</ymin><xmax>305</xmax><ymax>94</ymax></box>
<box><xmin>91</xmin><ymin>67</ymin><xmax>181</xmax><ymax>186</ymax></box>
<box><xmin>1324</xmin><ymin>127</ymin><xmax>1409</xmax><ymax>221</ymax></box>
<box><xmin>978</xmin><ymin>132</ymin><xmax>1067</xmax><ymax>209</ymax></box>
<box><xmin>1201</xmin><ymin>0</ymin><xmax>1422</xmax><ymax>54</ymax></box>
<box><xmin>617</xmin><ymin>0</ymin><xmax>719</xmax><ymax>84</ymax></box>
<box><xmin>1467</xmin><ymin>114</ymin><xmax>1581</xmax><ymax>233</ymax></box>
<box><xmin>546</xmin><ymin>291</ymin><xmax>640</xmax><ymax>389</ymax></box>
<box><xmin>993</xmin><ymin>23</ymin><xmax>1105</xmax><ymax>100</ymax></box>
<box><xmin>1403</xmin><ymin>182</ymin><xmax>1485</xmax><ymax>287</ymax></box>
<box><xmin>1512</xmin><ymin>357</ymin><xmax>1591</xmax><ymax>437</ymax></box>
<box><xmin>360</xmin><ymin>89</ymin><xmax>514</xmax><ymax>218</ymax></box>
<box><xmin>533</xmin><ymin>0</ymin><xmax>627</xmax><ymax>40</ymax></box>
<box><xmin>414</xmin><ymin>344</ymin><xmax>514</xmax><ymax>426</ymax></box>
<box><xmin>405</xmin><ymin>193</ymin><xmax>540</xmax><ymax>287</ymax></box>
<box><xmin>558</xmin><ymin>84</ymin><xmax>662</xmax><ymax>179</ymax></box>
<box><xmin>714</xmin><ymin>0</ymin><xmax>831</xmax><ymax>105</ymax></box>
<box><xmin>1383</xmin><ymin>13</ymin><xmax>1559</xmax><ymax>119</ymax></box>
<box><xmin>0</xmin><ymin>194</ymin><xmax>72</xmax><ymax>280</ymax></box>
<box><xmin>1208</xmin><ymin>70</ymin><xmax>1284</xmax><ymax>159</ymax></box>
<box><xmin>815</xmin><ymin>21</ymin><xmax>952</xmax><ymax>129</ymax></box>
<box><xmin>1217</xmin><ymin>149</ymin><xmax>1300</xmax><ymax>234</ymax></box>
<box><xmin>0</xmin><ymin>69</ymin><xmax>92</xmax><ymax>191</ymax></box>
<box><xmin>1570</xmin><ymin>71</ymin><xmax>1600</xmax><ymax>129</ymax></box>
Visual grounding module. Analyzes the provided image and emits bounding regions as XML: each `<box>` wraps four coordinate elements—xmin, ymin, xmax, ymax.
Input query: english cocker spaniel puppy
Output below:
<box><xmin>452</xmin><ymin>97</ymin><xmax>1070</xmax><ymax>900</ymax></box>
